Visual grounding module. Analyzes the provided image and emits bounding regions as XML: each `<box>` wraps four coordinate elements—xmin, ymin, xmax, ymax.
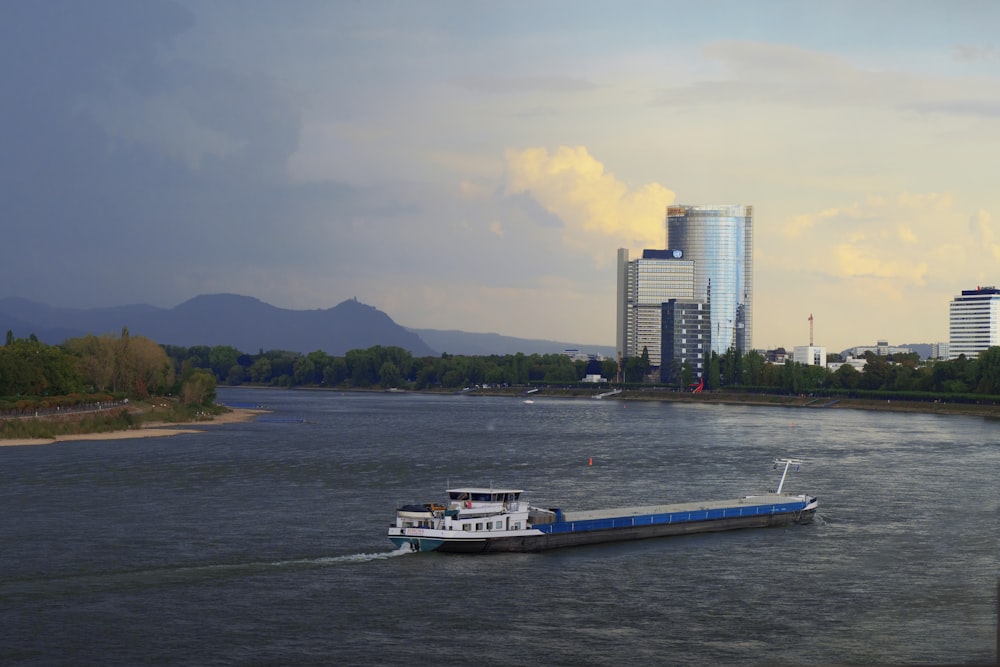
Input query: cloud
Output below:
<box><xmin>782</xmin><ymin>200</ymin><xmax>880</xmax><ymax>237</ymax></box>
<box><xmin>832</xmin><ymin>243</ymin><xmax>928</xmax><ymax>285</ymax></box>
<box><xmin>654</xmin><ymin>40</ymin><xmax>1000</xmax><ymax>121</ymax></box>
<box><xmin>953</xmin><ymin>45</ymin><xmax>1000</xmax><ymax>62</ymax></box>
<box><xmin>771</xmin><ymin>191</ymin><xmax>977</xmax><ymax>304</ymax></box>
<box><xmin>971</xmin><ymin>209</ymin><xmax>1000</xmax><ymax>259</ymax></box>
<box><xmin>503</xmin><ymin>146</ymin><xmax>675</xmax><ymax>262</ymax></box>
<box><xmin>453</xmin><ymin>74</ymin><xmax>597</xmax><ymax>94</ymax></box>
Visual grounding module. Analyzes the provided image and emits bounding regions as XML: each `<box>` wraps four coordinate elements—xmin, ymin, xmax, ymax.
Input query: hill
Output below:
<box><xmin>0</xmin><ymin>294</ymin><xmax>615</xmax><ymax>358</ymax></box>
<box><xmin>409</xmin><ymin>328</ymin><xmax>615</xmax><ymax>358</ymax></box>
<box><xmin>0</xmin><ymin>294</ymin><xmax>436</xmax><ymax>356</ymax></box>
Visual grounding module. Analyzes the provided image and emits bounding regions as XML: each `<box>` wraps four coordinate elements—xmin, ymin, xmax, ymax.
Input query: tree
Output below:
<box><xmin>623</xmin><ymin>357</ymin><xmax>645</xmax><ymax>383</ymax></box>
<box><xmin>226</xmin><ymin>364</ymin><xmax>245</xmax><ymax>386</ymax></box>
<box><xmin>181</xmin><ymin>370</ymin><xmax>216</xmax><ymax>406</ymax></box>
<box><xmin>248</xmin><ymin>357</ymin><xmax>272</xmax><ymax>384</ymax></box>
<box><xmin>379</xmin><ymin>361</ymin><xmax>401</xmax><ymax>388</ymax></box>
<box><xmin>293</xmin><ymin>356</ymin><xmax>316</xmax><ymax>385</ymax></box>
<box><xmin>209</xmin><ymin>346</ymin><xmax>242</xmax><ymax>382</ymax></box>
<box><xmin>860</xmin><ymin>353</ymin><xmax>889</xmax><ymax>390</ymax></box>
<box><xmin>706</xmin><ymin>353</ymin><xmax>721</xmax><ymax>390</ymax></box>
<box><xmin>744</xmin><ymin>350</ymin><xmax>765</xmax><ymax>386</ymax></box>
<box><xmin>972</xmin><ymin>346</ymin><xmax>1000</xmax><ymax>394</ymax></box>
<box><xmin>323</xmin><ymin>357</ymin><xmax>348</xmax><ymax>387</ymax></box>
<box><xmin>129</xmin><ymin>336</ymin><xmax>175</xmax><ymax>397</ymax></box>
<box><xmin>601</xmin><ymin>359</ymin><xmax>619</xmax><ymax>383</ymax></box>
<box><xmin>65</xmin><ymin>332</ymin><xmax>171</xmax><ymax>397</ymax></box>
<box><xmin>680</xmin><ymin>361</ymin><xmax>694</xmax><ymax>388</ymax></box>
<box><xmin>0</xmin><ymin>336</ymin><xmax>82</xmax><ymax>396</ymax></box>
<box><xmin>831</xmin><ymin>363</ymin><xmax>860</xmax><ymax>390</ymax></box>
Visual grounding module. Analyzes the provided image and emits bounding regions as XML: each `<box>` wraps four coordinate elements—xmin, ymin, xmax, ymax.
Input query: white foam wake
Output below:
<box><xmin>270</xmin><ymin>544</ymin><xmax>413</xmax><ymax>566</ymax></box>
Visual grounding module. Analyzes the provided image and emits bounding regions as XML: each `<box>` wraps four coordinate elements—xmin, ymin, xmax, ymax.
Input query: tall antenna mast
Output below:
<box><xmin>808</xmin><ymin>313</ymin><xmax>814</xmax><ymax>346</ymax></box>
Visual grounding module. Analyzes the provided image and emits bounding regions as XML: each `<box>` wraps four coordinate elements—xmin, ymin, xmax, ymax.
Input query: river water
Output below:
<box><xmin>0</xmin><ymin>387</ymin><xmax>997</xmax><ymax>665</ymax></box>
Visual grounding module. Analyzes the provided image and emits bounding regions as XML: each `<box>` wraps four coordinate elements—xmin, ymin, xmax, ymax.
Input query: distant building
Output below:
<box><xmin>582</xmin><ymin>357</ymin><xmax>606</xmax><ymax>383</ymax></box>
<box><xmin>930</xmin><ymin>342</ymin><xmax>950</xmax><ymax>360</ymax></box>
<box><xmin>764</xmin><ymin>347</ymin><xmax>788</xmax><ymax>364</ymax></box>
<box><xmin>616</xmin><ymin>248</ymin><xmax>695</xmax><ymax>368</ymax></box>
<box><xmin>828</xmin><ymin>357</ymin><xmax>867</xmax><ymax>372</ymax></box>
<box><xmin>792</xmin><ymin>345</ymin><xmax>826</xmax><ymax>366</ymax></box>
<box><xmin>846</xmin><ymin>340</ymin><xmax>912</xmax><ymax>357</ymax></box>
<box><xmin>949</xmin><ymin>286</ymin><xmax>1000</xmax><ymax>359</ymax></box>
<box><xmin>666</xmin><ymin>204</ymin><xmax>753</xmax><ymax>356</ymax></box>
<box><xmin>660</xmin><ymin>299</ymin><xmax>710</xmax><ymax>382</ymax></box>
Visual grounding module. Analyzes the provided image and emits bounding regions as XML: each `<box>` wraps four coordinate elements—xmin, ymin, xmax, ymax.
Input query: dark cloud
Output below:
<box><xmin>0</xmin><ymin>1</ymin><xmax>346</xmax><ymax>308</ymax></box>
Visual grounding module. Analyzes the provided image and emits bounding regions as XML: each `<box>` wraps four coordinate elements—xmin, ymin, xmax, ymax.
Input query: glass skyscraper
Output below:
<box><xmin>666</xmin><ymin>205</ymin><xmax>753</xmax><ymax>356</ymax></box>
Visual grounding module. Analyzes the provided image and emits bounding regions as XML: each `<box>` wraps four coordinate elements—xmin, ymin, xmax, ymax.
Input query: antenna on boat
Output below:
<box><xmin>773</xmin><ymin>458</ymin><xmax>804</xmax><ymax>494</ymax></box>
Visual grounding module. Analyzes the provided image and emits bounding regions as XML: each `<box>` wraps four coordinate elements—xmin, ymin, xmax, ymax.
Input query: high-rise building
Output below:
<box><xmin>616</xmin><ymin>248</ymin><xmax>694</xmax><ymax>368</ymax></box>
<box><xmin>949</xmin><ymin>286</ymin><xmax>1000</xmax><ymax>359</ymax></box>
<box><xmin>666</xmin><ymin>205</ymin><xmax>753</xmax><ymax>356</ymax></box>
<box><xmin>660</xmin><ymin>299</ymin><xmax>710</xmax><ymax>382</ymax></box>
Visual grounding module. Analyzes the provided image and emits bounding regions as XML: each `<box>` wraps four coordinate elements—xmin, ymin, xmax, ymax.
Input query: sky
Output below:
<box><xmin>4</xmin><ymin>1</ymin><xmax>1000</xmax><ymax>353</ymax></box>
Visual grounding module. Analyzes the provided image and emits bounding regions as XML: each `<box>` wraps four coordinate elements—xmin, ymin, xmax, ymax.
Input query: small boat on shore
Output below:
<box><xmin>388</xmin><ymin>458</ymin><xmax>818</xmax><ymax>553</ymax></box>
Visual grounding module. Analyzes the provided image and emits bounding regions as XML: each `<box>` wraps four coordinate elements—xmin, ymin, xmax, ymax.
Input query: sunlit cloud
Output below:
<box><xmin>503</xmin><ymin>146</ymin><xmax>675</xmax><ymax>263</ymax></box>
<box><xmin>778</xmin><ymin>190</ymin><xmax>969</xmax><ymax>295</ymax></box>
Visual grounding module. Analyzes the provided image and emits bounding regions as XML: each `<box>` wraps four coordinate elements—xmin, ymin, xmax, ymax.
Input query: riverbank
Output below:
<box><xmin>0</xmin><ymin>407</ymin><xmax>268</xmax><ymax>447</ymax></box>
<box><xmin>457</xmin><ymin>386</ymin><xmax>1000</xmax><ymax>418</ymax></box>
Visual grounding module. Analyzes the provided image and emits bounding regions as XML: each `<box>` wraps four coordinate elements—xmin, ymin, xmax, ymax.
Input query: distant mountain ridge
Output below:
<box><xmin>0</xmin><ymin>294</ymin><xmax>617</xmax><ymax>358</ymax></box>
<box><xmin>0</xmin><ymin>294</ymin><xmax>435</xmax><ymax>356</ymax></box>
<box><xmin>409</xmin><ymin>328</ymin><xmax>615</xmax><ymax>358</ymax></box>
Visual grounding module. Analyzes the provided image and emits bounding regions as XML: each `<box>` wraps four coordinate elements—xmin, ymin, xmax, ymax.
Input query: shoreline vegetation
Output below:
<box><xmin>3</xmin><ymin>385</ymin><xmax>999</xmax><ymax>448</ymax></box>
<box><xmin>0</xmin><ymin>406</ymin><xmax>267</xmax><ymax>447</ymax></box>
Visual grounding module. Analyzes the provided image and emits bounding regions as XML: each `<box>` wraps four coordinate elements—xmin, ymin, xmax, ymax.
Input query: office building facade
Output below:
<box><xmin>666</xmin><ymin>205</ymin><xmax>753</xmax><ymax>356</ymax></box>
<box><xmin>660</xmin><ymin>299</ymin><xmax>710</xmax><ymax>382</ymax></box>
<box><xmin>949</xmin><ymin>286</ymin><xmax>1000</xmax><ymax>359</ymax></box>
<box><xmin>616</xmin><ymin>248</ymin><xmax>694</xmax><ymax>368</ymax></box>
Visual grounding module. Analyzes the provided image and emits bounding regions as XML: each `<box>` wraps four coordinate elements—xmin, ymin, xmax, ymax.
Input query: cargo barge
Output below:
<box><xmin>388</xmin><ymin>458</ymin><xmax>818</xmax><ymax>553</ymax></box>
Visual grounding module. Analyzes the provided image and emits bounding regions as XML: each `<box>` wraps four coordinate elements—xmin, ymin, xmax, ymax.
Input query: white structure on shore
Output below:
<box><xmin>949</xmin><ymin>286</ymin><xmax>1000</xmax><ymax>359</ymax></box>
<box><xmin>846</xmin><ymin>340</ymin><xmax>913</xmax><ymax>357</ymax></box>
<box><xmin>792</xmin><ymin>345</ymin><xmax>826</xmax><ymax>366</ymax></box>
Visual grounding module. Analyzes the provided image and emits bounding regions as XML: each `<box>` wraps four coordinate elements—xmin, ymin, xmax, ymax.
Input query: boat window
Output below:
<box><xmin>462</xmin><ymin>524</ymin><xmax>471</xmax><ymax>531</ymax></box>
<box><xmin>475</xmin><ymin>523</ymin><xmax>483</xmax><ymax>531</ymax></box>
<box><xmin>512</xmin><ymin>522</ymin><xmax>520</xmax><ymax>530</ymax></box>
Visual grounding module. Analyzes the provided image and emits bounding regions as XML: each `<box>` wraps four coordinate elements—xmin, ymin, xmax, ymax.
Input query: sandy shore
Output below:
<box><xmin>0</xmin><ymin>408</ymin><xmax>268</xmax><ymax>447</ymax></box>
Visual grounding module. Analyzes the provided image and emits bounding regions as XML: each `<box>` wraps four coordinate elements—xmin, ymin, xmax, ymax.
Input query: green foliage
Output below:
<box><xmin>0</xmin><ymin>407</ymin><xmax>136</xmax><ymax>439</ymax></box>
<box><xmin>180</xmin><ymin>370</ymin><xmax>216</xmax><ymax>406</ymax></box>
<box><xmin>0</xmin><ymin>335</ymin><xmax>83</xmax><ymax>396</ymax></box>
<box><xmin>150</xmin><ymin>339</ymin><xmax>1000</xmax><ymax>404</ymax></box>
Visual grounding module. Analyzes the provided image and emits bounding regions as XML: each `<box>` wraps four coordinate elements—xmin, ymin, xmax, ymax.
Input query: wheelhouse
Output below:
<box><xmin>447</xmin><ymin>488</ymin><xmax>523</xmax><ymax>504</ymax></box>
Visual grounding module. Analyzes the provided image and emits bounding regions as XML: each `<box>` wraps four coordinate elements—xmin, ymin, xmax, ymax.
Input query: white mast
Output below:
<box><xmin>773</xmin><ymin>458</ymin><xmax>804</xmax><ymax>494</ymax></box>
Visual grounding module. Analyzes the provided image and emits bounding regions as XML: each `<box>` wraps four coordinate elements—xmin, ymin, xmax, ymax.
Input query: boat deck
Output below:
<box><xmin>560</xmin><ymin>494</ymin><xmax>794</xmax><ymax>522</ymax></box>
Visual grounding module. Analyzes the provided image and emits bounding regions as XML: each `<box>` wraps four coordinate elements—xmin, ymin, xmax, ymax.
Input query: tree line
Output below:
<box><xmin>161</xmin><ymin>344</ymin><xmax>620</xmax><ymax>390</ymax></box>
<box><xmin>0</xmin><ymin>329</ymin><xmax>216</xmax><ymax>408</ymax></box>
<box><xmin>5</xmin><ymin>328</ymin><xmax>1000</xmax><ymax>402</ymax></box>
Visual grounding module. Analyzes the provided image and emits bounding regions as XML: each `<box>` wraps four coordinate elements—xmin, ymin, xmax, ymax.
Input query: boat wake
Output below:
<box><xmin>2</xmin><ymin>547</ymin><xmax>415</xmax><ymax>597</ymax></box>
<box><xmin>270</xmin><ymin>545</ymin><xmax>413</xmax><ymax>566</ymax></box>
